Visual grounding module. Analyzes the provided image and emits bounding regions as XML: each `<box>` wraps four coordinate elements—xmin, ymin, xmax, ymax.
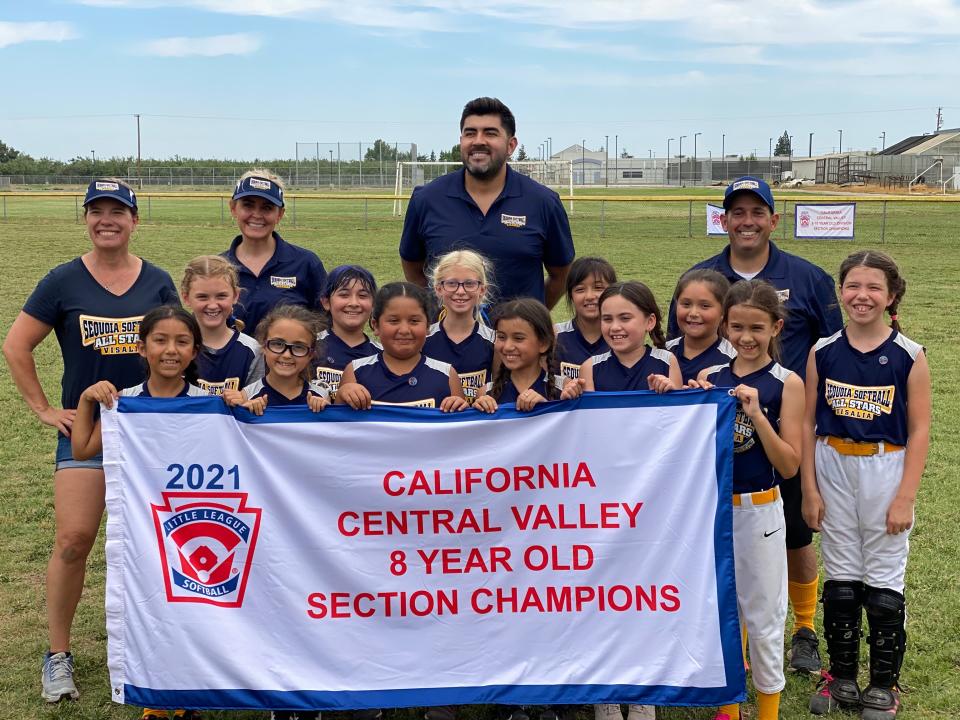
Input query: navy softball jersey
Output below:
<box><xmin>491</xmin><ymin>369</ymin><xmax>562</xmax><ymax>404</ymax></box>
<box><xmin>22</xmin><ymin>257</ymin><xmax>179</xmax><ymax>412</ymax></box>
<box><xmin>242</xmin><ymin>377</ymin><xmax>328</xmax><ymax>406</ymax></box>
<box><xmin>315</xmin><ymin>329</ymin><xmax>380</xmax><ymax>395</ymax></box>
<box><xmin>590</xmin><ymin>347</ymin><xmax>673</xmax><ymax>391</ymax></box>
<box><xmin>121</xmin><ymin>382</ymin><xmax>208</xmax><ymax>398</ymax></box>
<box><xmin>555</xmin><ymin>319</ymin><xmax>608</xmax><ymax>380</ymax></box>
<box><xmin>423</xmin><ymin>321</ymin><xmax>495</xmax><ymax>401</ymax></box>
<box><xmin>351</xmin><ymin>353</ymin><xmax>453</xmax><ymax>408</ymax></box>
<box><xmin>223</xmin><ymin>232</ymin><xmax>327</xmax><ymax>335</ymax></box>
<box><xmin>668</xmin><ymin>242</ymin><xmax>842</xmax><ymax>377</ymax></box>
<box><xmin>705</xmin><ymin>360</ymin><xmax>792</xmax><ymax>494</ymax></box>
<box><xmin>813</xmin><ymin>329</ymin><xmax>921</xmax><ymax>446</ymax></box>
<box><xmin>666</xmin><ymin>335</ymin><xmax>737</xmax><ymax>384</ymax></box>
<box><xmin>196</xmin><ymin>330</ymin><xmax>263</xmax><ymax>395</ymax></box>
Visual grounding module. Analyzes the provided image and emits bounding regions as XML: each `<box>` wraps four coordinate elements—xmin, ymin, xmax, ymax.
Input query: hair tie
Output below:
<box><xmin>890</xmin><ymin>313</ymin><xmax>898</xmax><ymax>321</ymax></box>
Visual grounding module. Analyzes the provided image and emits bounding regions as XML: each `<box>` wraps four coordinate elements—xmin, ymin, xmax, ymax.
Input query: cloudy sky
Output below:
<box><xmin>2</xmin><ymin>1</ymin><xmax>959</xmax><ymax>161</ymax></box>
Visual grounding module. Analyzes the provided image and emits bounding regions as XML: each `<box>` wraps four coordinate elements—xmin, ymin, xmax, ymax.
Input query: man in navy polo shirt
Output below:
<box><xmin>669</xmin><ymin>176</ymin><xmax>843</xmax><ymax>676</ymax></box>
<box><xmin>400</xmin><ymin>97</ymin><xmax>575</xmax><ymax>307</ymax></box>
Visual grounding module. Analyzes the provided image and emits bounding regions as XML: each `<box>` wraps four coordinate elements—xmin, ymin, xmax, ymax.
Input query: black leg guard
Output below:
<box><xmin>821</xmin><ymin>580</ymin><xmax>864</xmax><ymax>680</ymax></box>
<box><xmin>865</xmin><ymin>585</ymin><xmax>906</xmax><ymax>688</ymax></box>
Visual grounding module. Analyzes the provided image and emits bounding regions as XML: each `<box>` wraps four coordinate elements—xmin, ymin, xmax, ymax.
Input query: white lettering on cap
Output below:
<box><xmin>732</xmin><ymin>179</ymin><xmax>760</xmax><ymax>191</ymax></box>
<box><xmin>95</xmin><ymin>181</ymin><xmax>120</xmax><ymax>191</ymax></box>
<box><xmin>249</xmin><ymin>178</ymin><xmax>272</xmax><ymax>191</ymax></box>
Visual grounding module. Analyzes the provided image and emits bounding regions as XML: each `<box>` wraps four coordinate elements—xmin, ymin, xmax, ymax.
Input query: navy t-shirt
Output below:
<box><xmin>666</xmin><ymin>336</ymin><xmax>737</xmax><ymax>384</ymax></box>
<box><xmin>555</xmin><ymin>319</ymin><xmax>608</xmax><ymax>380</ymax></box>
<box><xmin>705</xmin><ymin>360</ymin><xmax>792</xmax><ymax>494</ymax></box>
<box><xmin>223</xmin><ymin>232</ymin><xmax>327</xmax><ymax>335</ymax></box>
<box><xmin>423</xmin><ymin>321</ymin><xmax>495</xmax><ymax>401</ymax></box>
<box><xmin>351</xmin><ymin>353</ymin><xmax>453</xmax><ymax>408</ymax></box>
<box><xmin>196</xmin><ymin>330</ymin><xmax>264</xmax><ymax>396</ymax></box>
<box><xmin>667</xmin><ymin>242</ymin><xmax>842</xmax><ymax>377</ymax></box>
<box><xmin>813</xmin><ymin>329</ymin><xmax>920</xmax><ymax>446</ymax></box>
<box><xmin>399</xmin><ymin>166</ymin><xmax>575</xmax><ymax>303</ymax></box>
<box><xmin>590</xmin><ymin>347</ymin><xmax>673</xmax><ymax>391</ymax></box>
<box><xmin>242</xmin><ymin>376</ymin><xmax>327</xmax><ymax>407</ymax></box>
<box><xmin>23</xmin><ymin>257</ymin><xmax>179</xmax><ymax>411</ymax></box>
<box><xmin>315</xmin><ymin>329</ymin><xmax>380</xmax><ymax>398</ymax></box>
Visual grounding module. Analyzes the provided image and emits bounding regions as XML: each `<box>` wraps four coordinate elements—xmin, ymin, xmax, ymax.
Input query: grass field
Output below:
<box><xmin>1</xmin><ymin>189</ymin><xmax>958</xmax><ymax>718</ymax></box>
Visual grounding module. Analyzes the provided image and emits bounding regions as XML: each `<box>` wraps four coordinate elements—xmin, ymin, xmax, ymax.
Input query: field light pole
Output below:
<box><xmin>880</xmin><ymin>131</ymin><xmax>886</xmax><ymax>151</ymax></box>
<box><xmin>722</xmin><ymin>133</ymin><xmax>726</xmax><ymax>181</ymax></box>
<box><xmin>678</xmin><ymin>136</ymin><xmax>686</xmax><ymax>186</ymax></box>
<box><xmin>667</xmin><ymin>138</ymin><xmax>674</xmax><ymax>184</ymax></box>
<box><xmin>328</xmin><ymin>149</ymin><xmax>333</xmax><ymax>187</ymax></box>
<box><xmin>614</xmin><ymin>134</ymin><xmax>618</xmax><ymax>185</ymax></box>
<box><xmin>605</xmin><ymin>134</ymin><xmax>609</xmax><ymax>188</ymax></box>
<box><xmin>581</xmin><ymin>139</ymin><xmax>585</xmax><ymax>186</ymax></box>
<box><xmin>838</xmin><ymin>129</ymin><xmax>843</xmax><ymax>154</ymax></box>
<box><xmin>693</xmin><ymin>132</ymin><xmax>701</xmax><ymax>185</ymax></box>
<box><xmin>809</xmin><ymin>132</ymin><xmax>814</xmax><ymax>158</ymax></box>
<box><xmin>547</xmin><ymin>136</ymin><xmax>552</xmax><ymax>159</ymax></box>
<box><xmin>135</xmin><ymin>114</ymin><xmax>142</xmax><ymax>188</ymax></box>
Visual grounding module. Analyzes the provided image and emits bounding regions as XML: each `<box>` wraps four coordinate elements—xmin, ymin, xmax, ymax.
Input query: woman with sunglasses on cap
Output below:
<box><xmin>3</xmin><ymin>178</ymin><xmax>179</xmax><ymax>703</ymax></box>
<box><xmin>223</xmin><ymin>169</ymin><xmax>327</xmax><ymax>334</ymax></box>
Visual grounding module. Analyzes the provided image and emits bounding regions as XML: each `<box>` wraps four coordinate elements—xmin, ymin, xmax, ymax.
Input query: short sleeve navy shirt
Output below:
<box><xmin>399</xmin><ymin>166</ymin><xmax>575</xmax><ymax>303</ymax></box>
<box><xmin>223</xmin><ymin>232</ymin><xmax>327</xmax><ymax>335</ymax></box>
<box><xmin>667</xmin><ymin>242</ymin><xmax>842</xmax><ymax>377</ymax></box>
<box><xmin>23</xmin><ymin>257</ymin><xmax>179</xmax><ymax>411</ymax></box>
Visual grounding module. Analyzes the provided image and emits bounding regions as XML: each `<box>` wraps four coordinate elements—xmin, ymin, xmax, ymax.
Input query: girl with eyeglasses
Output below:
<box><xmin>224</xmin><ymin>304</ymin><xmax>328</xmax><ymax>416</ymax></box>
<box><xmin>423</xmin><ymin>249</ymin><xmax>496</xmax><ymax>403</ymax></box>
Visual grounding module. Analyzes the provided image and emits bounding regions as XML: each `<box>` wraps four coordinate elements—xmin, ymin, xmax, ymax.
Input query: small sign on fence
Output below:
<box><xmin>706</xmin><ymin>204</ymin><xmax>726</xmax><ymax>236</ymax></box>
<box><xmin>794</xmin><ymin>203</ymin><xmax>856</xmax><ymax>239</ymax></box>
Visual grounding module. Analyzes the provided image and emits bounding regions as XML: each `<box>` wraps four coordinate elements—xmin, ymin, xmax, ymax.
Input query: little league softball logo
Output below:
<box><xmin>151</xmin><ymin>492</ymin><xmax>261</xmax><ymax>607</ymax></box>
<box><xmin>800</xmin><ymin>211</ymin><xmax>811</xmax><ymax>227</ymax></box>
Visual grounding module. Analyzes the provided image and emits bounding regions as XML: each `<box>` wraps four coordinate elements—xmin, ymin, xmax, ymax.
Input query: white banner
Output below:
<box><xmin>102</xmin><ymin>391</ymin><xmax>743</xmax><ymax>712</ymax></box>
<box><xmin>706</xmin><ymin>204</ymin><xmax>727</xmax><ymax>236</ymax></box>
<box><xmin>795</xmin><ymin>203</ymin><xmax>856</xmax><ymax>239</ymax></box>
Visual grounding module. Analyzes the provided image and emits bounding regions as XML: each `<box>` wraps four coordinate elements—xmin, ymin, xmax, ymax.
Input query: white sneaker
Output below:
<box><xmin>594</xmin><ymin>704</ymin><xmax>624</xmax><ymax>720</ymax></box>
<box><xmin>41</xmin><ymin>652</ymin><xmax>79</xmax><ymax>703</ymax></box>
<box><xmin>626</xmin><ymin>705</ymin><xmax>656</xmax><ymax>720</ymax></box>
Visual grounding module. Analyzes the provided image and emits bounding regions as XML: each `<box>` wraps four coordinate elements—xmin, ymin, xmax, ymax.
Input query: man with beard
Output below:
<box><xmin>400</xmin><ymin>97</ymin><xmax>574</xmax><ymax>307</ymax></box>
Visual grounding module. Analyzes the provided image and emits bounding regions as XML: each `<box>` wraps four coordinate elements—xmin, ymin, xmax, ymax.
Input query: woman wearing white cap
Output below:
<box><xmin>3</xmin><ymin>178</ymin><xmax>179</xmax><ymax>704</ymax></box>
<box><xmin>222</xmin><ymin>169</ymin><xmax>327</xmax><ymax>335</ymax></box>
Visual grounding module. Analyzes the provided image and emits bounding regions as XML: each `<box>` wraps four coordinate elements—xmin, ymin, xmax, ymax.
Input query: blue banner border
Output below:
<box><xmin>115</xmin><ymin>388</ymin><xmax>745</xmax><ymax>709</ymax></box>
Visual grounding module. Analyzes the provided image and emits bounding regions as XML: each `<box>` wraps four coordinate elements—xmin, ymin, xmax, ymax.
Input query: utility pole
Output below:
<box><xmin>667</xmin><ymin>138</ymin><xmax>674</xmax><ymax>184</ymax></box>
<box><xmin>693</xmin><ymin>132</ymin><xmax>701</xmax><ymax>185</ymax></box>
<box><xmin>880</xmin><ymin>132</ymin><xmax>886</xmax><ymax>151</ymax></box>
<box><xmin>678</xmin><ymin>135</ymin><xmax>686</xmax><ymax>186</ymax></box>
<box><xmin>936</xmin><ymin>106</ymin><xmax>943</xmax><ymax>132</ymax></box>
<box><xmin>809</xmin><ymin>132</ymin><xmax>813</xmax><ymax>158</ymax></box>
<box><xmin>838</xmin><ymin>129</ymin><xmax>843</xmax><ymax>154</ymax></box>
<box><xmin>135</xmin><ymin>114</ymin><xmax>142</xmax><ymax>189</ymax></box>
<box><xmin>605</xmin><ymin>134</ymin><xmax>609</xmax><ymax>187</ymax></box>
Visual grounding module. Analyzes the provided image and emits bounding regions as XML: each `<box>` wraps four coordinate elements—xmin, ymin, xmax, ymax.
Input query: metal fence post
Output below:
<box><xmin>881</xmin><ymin>201</ymin><xmax>887</xmax><ymax>243</ymax></box>
<box><xmin>782</xmin><ymin>200</ymin><xmax>788</xmax><ymax>241</ymax></box>
<box><xmin>688</xmin><ymin>200</ymin><xmax>693</xmax><ymax>238</ymax></box>
<box><xmin>600</xmin><ymin>200</ymin><xmax>605</xmax><ymax>237</ymax></box>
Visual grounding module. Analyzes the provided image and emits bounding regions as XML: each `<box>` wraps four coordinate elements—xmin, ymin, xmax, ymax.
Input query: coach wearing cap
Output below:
<box><xmin>4</xmin><ymin>178</ymin><xmax>179</xmax><ymax>701</ymax></box>
<box><xmin>668</xmin><ymin>175</ymin><xmax>842</xmax><ymax>674</ymax></box>
<box><xmin>400</xmin><ymin>97</ymin><xmax>575</xmax><ymax>307</ymax></box>
<box><xmin>222</xmin><ymin>169</ymin><xmax>327</xmax><ymax>334</ymax></box>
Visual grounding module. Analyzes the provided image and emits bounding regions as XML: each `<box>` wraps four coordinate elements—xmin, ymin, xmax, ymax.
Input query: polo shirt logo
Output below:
<box><xmin>500</xmin><ymin>213</ymin><xmax>527</xmax><ymax>228</ymax></box>
<box><xmin>776</xmin><ymin>288</ymin><xmax>790</xmax><ymax>303</ymax></box>
<box><xmin>270</xmin><ymin>276</ymin><xmax>297</xmax><ymax>289</ymax></box>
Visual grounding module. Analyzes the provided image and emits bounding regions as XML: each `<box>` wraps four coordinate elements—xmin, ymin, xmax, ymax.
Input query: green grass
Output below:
<box><xmin>1</xmin><ymin>190</ymin><xmax>958</xmax><ymax>718</ymax></box>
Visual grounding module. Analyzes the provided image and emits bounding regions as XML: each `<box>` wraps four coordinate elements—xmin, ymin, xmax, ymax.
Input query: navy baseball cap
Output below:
<box><xmin>83</xmin><ymin>180</ymin><xmax>137</xmax><ymax>210</ymax></box>
<box><xmin>723</xmin><ymin>176</ymin><xmax>775</xmax><ymax>212</ymax></box>
<box><xmin>232</xmin><ymin>176</ymin><xmax>284</xmax><ymax>207</ymax></box>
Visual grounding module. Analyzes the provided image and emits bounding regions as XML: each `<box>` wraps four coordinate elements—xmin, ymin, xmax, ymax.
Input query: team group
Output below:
<box><xmin>2</xmin><ymin>97</ymin><xmax>929</xmax><ymax>720</ymax></box>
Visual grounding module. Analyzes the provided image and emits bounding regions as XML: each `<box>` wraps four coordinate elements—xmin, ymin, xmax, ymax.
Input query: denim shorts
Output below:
<box><xmin>55</xmin><ymin>434</ymin><xmax>103</xmax><ymax>471</ymax></box>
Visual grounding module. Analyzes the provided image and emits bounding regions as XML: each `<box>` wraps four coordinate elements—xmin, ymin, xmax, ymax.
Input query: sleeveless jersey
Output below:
<box><xmin>315</xmin><ymin>329</ymin><xmax>380</xmax><ymax>398</ymax></box>
<box><xmin>590</xmin><ymin>346</ymin><xmax>673</xmax><ymax>391</ymax></box>
<box><xmin>196</xmin><ymin>330</ymin><xmax>263</xmax><ymax>396</ymax></box>
<box><xmin>555</xmin><ymin>319</ymin><xmax>608</xmax><ymax>380</ymax></box>
<box><xmin>666</xmin><ymin>335</ymin><xmax>737</xmax><ymax>384</ymax></box>
<box><xmin>813</xmin><ymin>329</ymin><xmax>920</xmax><ymax>446</ymax></box>
<box><xmin>423</xmin><ymin>321</ymin><xmax>495</xmax><ymax>401</ymax></box>
<box><xmin>242</xmin><ymin>376</ymin><xmax>328</xmax><ymax>407</ymax></box>
<box><xmin>705</xmin><ymin>360</ymin><xmax>792</xmax><ymax>494</ymax></box>
<box><xmin>351</xmin><ymin>353</ymin><xmax>453</xmax><ymax>408</ymax></box>
<box><xmin>121</xmin><ymin>382</ymin><xmax>207</xmax><ymax>398</ymax></box>
<box><xmin>489</xmin><ymin>369</ymin><xmax>566</xmax><ymax>404</ymax></box>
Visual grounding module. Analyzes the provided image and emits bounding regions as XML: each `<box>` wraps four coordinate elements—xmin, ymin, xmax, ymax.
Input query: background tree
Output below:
<box><xmin>0</xmin><ymin>140</ymin><xmax>22</xmax><ymax>163</ymax></box>
<box><xmin>515</xmin><ymin>144</ymin><xmax>528</xmax><ymax>161</ymax></box>
<box><xmin>774</xmin><ymin>131</ymin><xmax>792</xmax><ymax>157</ymax></box>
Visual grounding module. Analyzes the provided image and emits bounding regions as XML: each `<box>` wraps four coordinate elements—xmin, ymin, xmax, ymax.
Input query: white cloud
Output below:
<box><xmin>0</xmin><ymin>21</ymin><xmax>78</xmax><ymax>49</ymax></box>
<box><xmin>140</xmin><ymin>32</ymin><xmax>261</xmax><ymax>56</ymax></box>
